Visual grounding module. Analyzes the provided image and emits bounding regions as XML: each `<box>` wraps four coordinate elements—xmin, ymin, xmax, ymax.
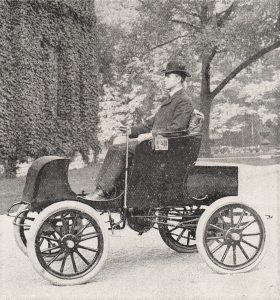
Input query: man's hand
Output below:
<box><xmin>137</xmin><ymin>132</ymin><xmax>152</xmax><ymax>143</ymax></box>
<box><xmin>119</xmin><ymin>126</ymin><xmax>131</xmax><ymax>135</ymax></box>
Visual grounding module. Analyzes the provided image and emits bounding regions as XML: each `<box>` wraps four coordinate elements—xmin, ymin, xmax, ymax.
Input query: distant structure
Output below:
<box><xmin>0</xmin><ymin>0</ymin><xmax>100</xmax><ymax>176</ymax></box>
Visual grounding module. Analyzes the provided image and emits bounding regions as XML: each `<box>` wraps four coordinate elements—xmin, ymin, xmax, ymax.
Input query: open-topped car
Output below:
<box><xmin>8</xmin><ymin>116</ymin><xmax>267</xmax><ymax>286</ymax></box>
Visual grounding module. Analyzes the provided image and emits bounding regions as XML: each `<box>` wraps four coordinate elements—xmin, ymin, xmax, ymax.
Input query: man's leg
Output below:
<box><xmin>96</xmin><ymin>140</ymin><xmax>138</xmax><ymax>195</ymax></box>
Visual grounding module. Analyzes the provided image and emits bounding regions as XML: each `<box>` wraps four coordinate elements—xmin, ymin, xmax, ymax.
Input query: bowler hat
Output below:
<box><xmin>162</xmin><ymin>61</ymin><xmax>191</xmax><ymax>78</ymax></box>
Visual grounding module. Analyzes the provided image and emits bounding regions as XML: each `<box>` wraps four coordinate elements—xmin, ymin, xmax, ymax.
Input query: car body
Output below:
<box><xmin>8</xmin><ymin>132</ymin><xmax>267</xmax><ymax>286</ymax></box>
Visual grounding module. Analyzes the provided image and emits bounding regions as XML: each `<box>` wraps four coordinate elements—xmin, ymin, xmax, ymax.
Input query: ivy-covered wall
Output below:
<box><xmin>0</xmin><ymin>0</ymin><xmax>100</xmax><ymax>176</ymax></box>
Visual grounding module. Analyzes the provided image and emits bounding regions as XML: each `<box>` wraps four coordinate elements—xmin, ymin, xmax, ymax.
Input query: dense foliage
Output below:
<box><xmin>0</xmin><ymin>0</ymin><xmax>100</xmax><ymax>176</ymax></box>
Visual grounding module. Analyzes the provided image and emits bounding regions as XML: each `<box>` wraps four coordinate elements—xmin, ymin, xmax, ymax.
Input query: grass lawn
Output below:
<box><xmin>0</xmin><ymin>164</ymin><xmax>101</xmax><ymax>215</ymax></box>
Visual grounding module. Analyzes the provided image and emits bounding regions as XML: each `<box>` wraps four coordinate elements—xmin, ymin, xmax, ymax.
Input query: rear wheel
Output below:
<box><xmin>197</xmin><ymin>197</ymin><xmax>267</xmax><ymax>274</ymax></box>
<box><xmin>14</xmin><ymin>204</ymin><xmax>36</xmax><ymax>256</ymax></box>
<box><xmin>27</xmin><ymin>201</ymin><xmax>109</xmax><ymax>285</ymax></box>
<box><xmin>158</xmin><ymin>206</ymin><xmax>205</xmax><ymax>253</ymax></box>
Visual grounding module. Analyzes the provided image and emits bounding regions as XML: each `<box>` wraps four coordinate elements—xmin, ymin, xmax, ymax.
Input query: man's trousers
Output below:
<box><xmin>96</xmin><ymin>140</ymin><xmax>138</xmax><ymax>194</ymax></box>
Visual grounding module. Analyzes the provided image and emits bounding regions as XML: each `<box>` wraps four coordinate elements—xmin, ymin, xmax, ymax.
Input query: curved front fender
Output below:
<box><xmin>22</xmin><ymin>156</ymin><xmax>77</xmax><ymax>210</ymax></box>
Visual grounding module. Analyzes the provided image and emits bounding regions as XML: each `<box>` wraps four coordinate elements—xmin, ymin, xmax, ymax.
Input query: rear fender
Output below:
<box><xmin>22</xmin><ymin>156</ymin><xmax>76</xmax><ymax>210</ymax></box>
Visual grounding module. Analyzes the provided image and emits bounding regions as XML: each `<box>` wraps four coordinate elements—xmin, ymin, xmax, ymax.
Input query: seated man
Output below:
<box><xmin>87</xmin><ymin>60</ymin><xmax>194</xmax><ymax>200</ymax></box>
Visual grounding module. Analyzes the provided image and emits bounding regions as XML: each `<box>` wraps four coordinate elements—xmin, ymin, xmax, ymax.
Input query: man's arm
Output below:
<box><xmin>129</xmin><ymin>115</ymin><xmax>154</xmax><ymax>138</ymax></box>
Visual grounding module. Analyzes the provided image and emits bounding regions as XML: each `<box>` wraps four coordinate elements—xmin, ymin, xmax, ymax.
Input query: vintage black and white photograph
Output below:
<box><xmin>0</xmin><ymin>0</ymin><xmax>279</xmax><ymax>299</ymax></box>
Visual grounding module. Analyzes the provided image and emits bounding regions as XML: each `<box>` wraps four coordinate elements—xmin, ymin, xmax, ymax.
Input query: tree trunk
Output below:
<box><xmin>5</xmin><ymin>156</ymin><xmax>18</xmax><ymax>178</ymax></box>
<box><xmin>199</xmin><ymin>53</ymin><xmax>214</xmax><ymax>157</ymax></box>
<box><xmin>200</xmin><ymin>96</ymin><xmax>212</xmax><ymax>157</ymax></box>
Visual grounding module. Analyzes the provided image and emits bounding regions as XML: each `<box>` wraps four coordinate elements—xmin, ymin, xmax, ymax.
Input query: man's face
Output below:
<box><xmin>164</xmin><ymin>73</ymin><xmax>181</xmax><ymax>91</ymax></box>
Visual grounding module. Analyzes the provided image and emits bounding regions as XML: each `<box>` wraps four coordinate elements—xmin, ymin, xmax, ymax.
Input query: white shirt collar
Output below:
<box><xmin>169</xmin><ymin>86</ymin><xmax>183</xmax><ymax>97</ymax></box>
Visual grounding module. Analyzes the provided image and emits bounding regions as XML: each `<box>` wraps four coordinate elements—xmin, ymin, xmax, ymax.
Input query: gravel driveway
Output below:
<box><xmin>1</xmin><ymin>165</ymin><xmax>279</xmax><ymax>300</ymax></box>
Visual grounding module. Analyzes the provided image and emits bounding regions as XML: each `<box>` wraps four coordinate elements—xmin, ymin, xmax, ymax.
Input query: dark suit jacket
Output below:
<box><xmin>130</xmin><ymin>88</ymin><xmax>193</xmax><ymax>138</ymax></box>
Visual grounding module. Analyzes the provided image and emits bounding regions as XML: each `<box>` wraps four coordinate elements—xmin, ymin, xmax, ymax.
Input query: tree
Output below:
<box><xmin>210</xmin><ymin>52</ymin><xmax>280</xmax><ymax>135</ymax></box>
<box><xmin>95</xmin><ymin>11</ymin><xmax>172</xmax><ymax>148</ymax></box>
<box><xmin>119</xmin><ymin>0</ymin><xmax>280</xmax><ymax>155</ymax></box>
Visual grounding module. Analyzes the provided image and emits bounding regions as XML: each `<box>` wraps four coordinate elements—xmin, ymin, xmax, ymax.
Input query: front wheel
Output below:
<box><xmin>197</xmin><ymin>197</ymin><xmax>267</xmax><ymax>274</ymax></box>
<box><xmin>27</xmin><ymin>201</ymin><xmax>109</xmax><ymax>285</ymax></box>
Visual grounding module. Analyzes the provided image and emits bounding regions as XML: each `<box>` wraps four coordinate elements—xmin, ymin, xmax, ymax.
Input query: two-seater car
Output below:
<box><xmin>8</xmin><ymin>114</ymin><xmax>267</xmax><ymax>286</ymax></box>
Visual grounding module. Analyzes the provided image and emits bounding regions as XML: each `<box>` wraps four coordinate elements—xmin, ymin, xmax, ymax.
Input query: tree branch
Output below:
<box><xmin>201</xmin><ymin>47</ymin><xmax>218</xmax><ymax>94</ymax></box>
<box><xmin>216</xmin><ymin>2</ymin><xmax>236</xmax><ymax>27</ymax></box>
<box><xmin>209</xmin><ymin>46</ymin><xmax>217</xmax><ymax>63</ymax></box>
<box><xmin>149</xmin><ymin>34</ymin><xmax>190</xmax><ymax>51</ymax></box>
<box><xmin>185</xmin><ymin>11</ymin><xmax>201</xmax><ymax>19</ymax></box>
<box><xmin>170</xmin><ymin>18</ymin><xmax>201</xmax><ymax>30</ymax></box>
<box><xmin>211</xmin><ymin>40</ymin><xmax>280</xmax><ymax>99</ymax></box>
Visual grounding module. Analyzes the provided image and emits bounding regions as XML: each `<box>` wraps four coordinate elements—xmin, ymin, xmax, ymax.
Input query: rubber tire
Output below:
<box><xmin>159</xmin><ymin>225</ymin><xmax>197</xmax><ymax>253</ymax></box>
<box><xmin>27</xmin><ymin>201</ymin><xmax>109</xmax><ymax>286</ymax></box>
<box><xmin>14</xmin><ymin>204</ymin><xmax>33</xmax><ymax>256</ymax></box>
<box><xmin>158</xmin><ymin>208</ymin><xmax>200</xmax><ymax>253</ymax></box>
<box><xmin>196</xmin><ymin>197</ymin><xmax>268</xmax><ymax>274</ymax></box>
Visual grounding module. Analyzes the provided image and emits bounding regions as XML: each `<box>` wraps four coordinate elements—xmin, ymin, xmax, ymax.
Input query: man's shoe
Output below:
<box><xmin>84</xmin><ymin>188</ymin><xmax>106</xmax><ymax>201</ymax></box>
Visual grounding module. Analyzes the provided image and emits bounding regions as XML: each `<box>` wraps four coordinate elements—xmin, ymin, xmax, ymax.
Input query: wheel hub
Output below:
<box><xmin>66</xmin><ymin>240</ymin><xmax>75</xmax><ymax>248</ymax></box>
<box><xmin>61</xmin><ymin>234</ymin><xmax>78</xmax><ymax>250</ymax></box>
<box><xmin>226</xmin><ymin>229</ymin><xmax>242</xmax><ymax>243</ymax></box>
<box><xmin>230</xmin><ymin>232</ymin><xmax>241</xmax><ymax>241</ymax></box>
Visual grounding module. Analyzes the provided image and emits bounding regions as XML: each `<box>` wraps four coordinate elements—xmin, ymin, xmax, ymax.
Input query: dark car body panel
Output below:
<box><xmin>23</xmin><ymin>156</ymin><xmax>76</xmax><ymax>210</ymax></box>
<box><xmin>24</xmin><ymin>134</ymin><xmax>238</xmax><ymax>211</ymax></box>
<box><xmin>127</xmin><ymin>136</ymin><xmax>201</xmax><ymax>208</ymax></box>
<box><xmin>126</xmin><ymin>137</ymin><xmax>238</xmax><ymax>209</ymax></box>
<box><xmin>186</xmin><ymin>165</ymin><xmax>238</xmax><ymax>204</ymax></box>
